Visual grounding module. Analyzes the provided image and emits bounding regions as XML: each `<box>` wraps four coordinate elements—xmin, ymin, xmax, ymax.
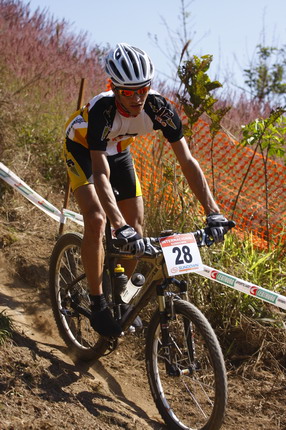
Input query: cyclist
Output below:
<box><xmin>64</xmin><ymin>42</ymin><xmax>229</xmax><ymax>337</ymax></box>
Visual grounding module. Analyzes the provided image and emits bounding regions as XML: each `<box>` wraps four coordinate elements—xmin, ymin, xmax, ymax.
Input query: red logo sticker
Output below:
<box><xmin>210</xmin><ymin>270</ymin><xmax>218</xmax><ymax>279</ymax></box>
<box><xmin>250</xmin><ymin>286</ymin><xmax>258</xmax><ymax>296</ymax></box>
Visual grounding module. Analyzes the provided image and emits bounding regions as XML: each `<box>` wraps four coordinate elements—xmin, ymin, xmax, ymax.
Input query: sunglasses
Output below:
<box><xmin>116</xmin><ymin>85</ymin><xmax>150</xmax><ymax>97</ymax></box>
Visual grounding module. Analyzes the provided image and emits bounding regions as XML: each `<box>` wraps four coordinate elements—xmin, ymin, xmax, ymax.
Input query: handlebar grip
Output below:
<box><xmin>203</xmin><ymin>219</ymin><xmax>235</xmax><ymax>244</ymax></box>
<box><xmin>206</xmin><ymin>220</ymin><xmax>236</xmax><ymax>229</ymax></box>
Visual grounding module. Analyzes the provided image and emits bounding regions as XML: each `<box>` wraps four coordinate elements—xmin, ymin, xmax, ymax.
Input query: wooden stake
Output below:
<box><xmin>59</xmin><ymin>78</ymin><xmax>86</xmax><ymax>235</ymax></box>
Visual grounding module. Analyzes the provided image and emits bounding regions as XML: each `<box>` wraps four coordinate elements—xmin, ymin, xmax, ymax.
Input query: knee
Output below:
<box><xmin>83</xmin><ymin>210</ymin><xmax>106</xmax><ymax>239</ymax></box>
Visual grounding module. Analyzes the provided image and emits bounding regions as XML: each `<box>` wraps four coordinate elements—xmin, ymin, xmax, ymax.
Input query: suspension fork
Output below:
<box><xmin>156</xmin><ymin>279</ymin><xmax>196</xmax><ymax>374</ymax></box>
<box><xmin>156</xmin><ymin>279</ymin><xmax>186</xmax><ymax>376</ymax></box>
<box><xmin>178</xmin><ymin>279</ymin><xmax>196</xmax><ymax>363</ymax></box>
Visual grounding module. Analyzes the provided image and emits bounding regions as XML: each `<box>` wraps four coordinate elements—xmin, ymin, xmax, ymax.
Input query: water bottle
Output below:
<box><xmin>114</xmin><ymin>264</ymin><xmax>128</xmax><ymax>300</ymax></box>
<box><xmin>120</xmin><ymin>273</ymin><xmax>145</xmax><ymax>304</ymax></box>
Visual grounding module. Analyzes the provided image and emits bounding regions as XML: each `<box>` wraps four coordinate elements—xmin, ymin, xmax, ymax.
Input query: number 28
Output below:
<box><xmin>172</xmin><ymin>246</ymin><xmax>193</xmax><ymax>264</ymax></box>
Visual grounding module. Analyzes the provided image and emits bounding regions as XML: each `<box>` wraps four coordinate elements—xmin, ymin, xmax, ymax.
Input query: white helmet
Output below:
<box><xmin>105</xmin><ymin>43</ymin><xmax>155</xmax><ymax>87</ymax></box>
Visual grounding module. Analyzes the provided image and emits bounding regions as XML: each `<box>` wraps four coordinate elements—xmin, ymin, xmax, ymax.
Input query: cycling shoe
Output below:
<box><xmin>90</xmin><ymin>307</ymin><xmax>122</xmax><ymax>338</ymax></box>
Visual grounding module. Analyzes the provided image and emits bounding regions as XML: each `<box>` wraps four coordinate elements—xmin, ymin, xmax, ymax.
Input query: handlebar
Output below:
<box><xmin>150</xmin><ymin>220</ymin><xmax>235</xmax><ymax>248</ymax></box>
<box><xmin>112</xmin><ymin>220</ymin><xmax>236</xmax><ymax>253</ymax></box>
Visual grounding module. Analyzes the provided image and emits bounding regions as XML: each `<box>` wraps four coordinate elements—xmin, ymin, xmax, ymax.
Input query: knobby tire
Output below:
<box><xmin>49</xmin><ymin>232</ymin><xmax>108</xmax><ymax>361</ymax></box>
<box><xmin>145</xmin><ymin>299</ymin><xmax>227</xmax><ymax>430</ymax></box>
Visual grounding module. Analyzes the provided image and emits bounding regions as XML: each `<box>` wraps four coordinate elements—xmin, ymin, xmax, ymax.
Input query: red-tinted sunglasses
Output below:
<box><xmin>116</xmin><ymin>85</ymin><xmax>150</xmax><ymax>97</ymax></box>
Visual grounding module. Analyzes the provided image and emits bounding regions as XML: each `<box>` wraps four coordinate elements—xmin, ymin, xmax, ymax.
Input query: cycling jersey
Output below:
<box><xmin>65</xmin><ymin>89</ymin><xmax>183</xmax><ymax>156</ymax></box>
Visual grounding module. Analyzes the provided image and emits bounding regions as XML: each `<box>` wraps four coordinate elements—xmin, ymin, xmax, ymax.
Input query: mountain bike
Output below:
<box><xmin>49</xmin><ymin>219</ymin><xmax>235</xmax><ymax>430</ymax></box>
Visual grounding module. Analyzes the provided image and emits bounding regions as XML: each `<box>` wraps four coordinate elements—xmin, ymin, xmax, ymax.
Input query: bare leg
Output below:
<box><xmin>74</xmin><ymin>184</ymin><xmax>106</xmax><ymax>296</ymax></box>
<box><xmin>73</xmin><ymin>184</ymin><xmax>122</xmax><ymax>336</ymax></box>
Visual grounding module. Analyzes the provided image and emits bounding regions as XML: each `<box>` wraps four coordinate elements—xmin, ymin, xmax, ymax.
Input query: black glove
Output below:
<box><xmin>115</xmin><ymin>224</ymin><xmax>145</xmax><ymax>256</ymax></box>
<box><xmin>206</xmin><ymin>213</ymin><xmax>229</xmax><ymax>243</ymax></box>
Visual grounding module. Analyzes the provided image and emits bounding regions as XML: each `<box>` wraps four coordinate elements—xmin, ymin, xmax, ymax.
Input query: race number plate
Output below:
<box><xmin>159</xmin><ymin>233</ymin><xmax>203</xmax><ymax>276</ymax></box>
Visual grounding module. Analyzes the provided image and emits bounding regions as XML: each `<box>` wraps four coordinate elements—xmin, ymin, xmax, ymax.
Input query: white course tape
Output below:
<box><xmin>62</xmin><ymin>208</ymin><xmax>83</xmax><ymax>226</ymax></box>
<box><xmin>195</xmin><ymin>265</ymin><xmax>286</xmax><ymax>310</ymax></box>
<box><xmin>0</xmin><ymin>162</ymin><xmax>83</xmax><ymax>226</ymax></box>
<box><xmin>1</xmin><ymin>162</ymin><xmax>285</xmax><ymax>309</ymax></box>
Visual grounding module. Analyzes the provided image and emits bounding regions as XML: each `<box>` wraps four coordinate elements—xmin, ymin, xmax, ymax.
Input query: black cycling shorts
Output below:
<box><xmin>63</xmin><ymin>139</ymin><xmax>142</xmax><ymax>201</ymax></box>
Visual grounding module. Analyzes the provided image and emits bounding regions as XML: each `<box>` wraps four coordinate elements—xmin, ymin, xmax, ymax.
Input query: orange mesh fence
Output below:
<box><xmin>132</xmin><ymin>118</ymin><xmax>286</xmax><ymax>248</ymax></box>
<box><xmin>131</xmin><ymin>132</ymin><xmax>176</xmax><ymax>212</ymax></box>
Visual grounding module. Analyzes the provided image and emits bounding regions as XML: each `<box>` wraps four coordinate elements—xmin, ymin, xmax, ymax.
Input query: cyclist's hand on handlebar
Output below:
<box><xmin>115</xmin><ymin>224</ymin><xmax>145</xmax><ymax>256</ymax></box>
<box><xmin>206</xmin><ymin>213</ymin><xmax>233</xmax><ymax>243</ymax></box>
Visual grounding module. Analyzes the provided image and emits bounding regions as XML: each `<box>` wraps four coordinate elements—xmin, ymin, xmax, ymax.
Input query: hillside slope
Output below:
<box><xmin>0</xmin><ymin>227</ymin><xmax>286</xmax><ymax>430</ymax></box>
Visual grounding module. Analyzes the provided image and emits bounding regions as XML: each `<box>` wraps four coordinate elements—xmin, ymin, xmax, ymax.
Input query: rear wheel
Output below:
<box><xmin>49</xmin><ymin>232</ymin><xmax>108</xmax><ymax>361</ymax></box>
<box><xmin>146</xmin><ymin>299</ymin><xmax>227</xmax><ymax>430</ymax></box>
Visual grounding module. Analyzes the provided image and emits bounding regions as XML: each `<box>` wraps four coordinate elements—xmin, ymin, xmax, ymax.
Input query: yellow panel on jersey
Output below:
<box><xmin>65</xmin><ymin>106</ymin><xmax>89</xmax><ymax>149</ymax></box>
<box><xmin>115</xmin><ymin>136</ymin><xmax>135</xmax><ymax>153</ymax></box>
<box><xmin>73</xmin><ymin>128</ymin><xmax>88</xmax><ymax>148</ymax></box>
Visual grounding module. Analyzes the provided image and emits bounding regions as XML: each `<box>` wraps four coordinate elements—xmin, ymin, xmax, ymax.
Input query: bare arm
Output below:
<box><xmin>170</xmin><ymin>137</ymin><xmax>220</xmax><ymax>215</ymax></box>
<box><xmin>90</xmin><ymin>150</ymin><xmax>126</xmax><ymax>229</ymax></box>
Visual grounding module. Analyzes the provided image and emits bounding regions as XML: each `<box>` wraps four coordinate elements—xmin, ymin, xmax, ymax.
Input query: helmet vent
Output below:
<box><xmin>125</xmin><ymin>49</ymin><xmax>139</xmax><ymax>79</ymax></box>
<box><xmin>121</xmin><ymin>58</ymin><xmax>132</xmax><ymax>80</ymax></box>
<box><xmin>110</xmin><ymin>60</ymin><xmax>124</xmax><ymax>82</ymax></box>
<box><xmin>139</xmin><ymin>56</ymin><xmax>147</xmax><ymax>78</ymax></box>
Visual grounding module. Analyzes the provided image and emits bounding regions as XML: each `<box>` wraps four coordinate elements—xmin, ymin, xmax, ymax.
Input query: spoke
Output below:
<box><xmin>181</xmin><ymin>377</ymin><xmax>209</xmax><ymax>418</ymax></box>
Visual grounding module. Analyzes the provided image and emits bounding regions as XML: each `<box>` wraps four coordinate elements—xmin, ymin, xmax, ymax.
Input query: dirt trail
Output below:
<box><xmin>0</xmin><ymin>252</ymin><xmax>163</xmax><ymax>429</ymax></box>
<box><xmin>1</xmin><ymin>250</ymin><xmax>286</xmax><ymax>429</ymax></box>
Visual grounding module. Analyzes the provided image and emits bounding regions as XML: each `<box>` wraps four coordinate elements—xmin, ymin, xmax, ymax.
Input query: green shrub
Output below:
<box><xmin>186</xmin><ymin>232</ymin><xmax>286</xmax><ymax>330</ymax></box>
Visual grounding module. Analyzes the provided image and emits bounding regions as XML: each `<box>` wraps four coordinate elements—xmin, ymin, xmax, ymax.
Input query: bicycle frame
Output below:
<box><xmin>104</xmin><ymin>220</ymin><xmax>190</xmax><ymax>332</ymax></box>
<box><xmin>103</xmin><ymin>221</ymin><xmax>199</xmax><ymax>380</ymax></box>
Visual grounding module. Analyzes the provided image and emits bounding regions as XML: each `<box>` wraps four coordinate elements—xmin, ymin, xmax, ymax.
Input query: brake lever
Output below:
<box><xmin>196</xmin><ymin>229</ymin><xmax>214</xmax><ymax>247</ymax></box>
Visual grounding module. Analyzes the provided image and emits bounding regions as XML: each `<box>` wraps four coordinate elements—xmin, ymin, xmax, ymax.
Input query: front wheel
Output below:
<box><xmin>49</xmin><ymin>232</ymin><xmax>109</xmax><ymax>361</ymax></box>
<box><xmin>146</xmin><ymin>299</ymin><xmax>227</xmax><ymax>430</ymax></box>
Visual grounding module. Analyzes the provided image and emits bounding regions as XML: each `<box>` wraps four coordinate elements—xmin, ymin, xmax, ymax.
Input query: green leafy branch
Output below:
<box><xmin>177</xmin><ymin>55</ymin><xmax>230</xmax><ymax>194</ymax></box>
